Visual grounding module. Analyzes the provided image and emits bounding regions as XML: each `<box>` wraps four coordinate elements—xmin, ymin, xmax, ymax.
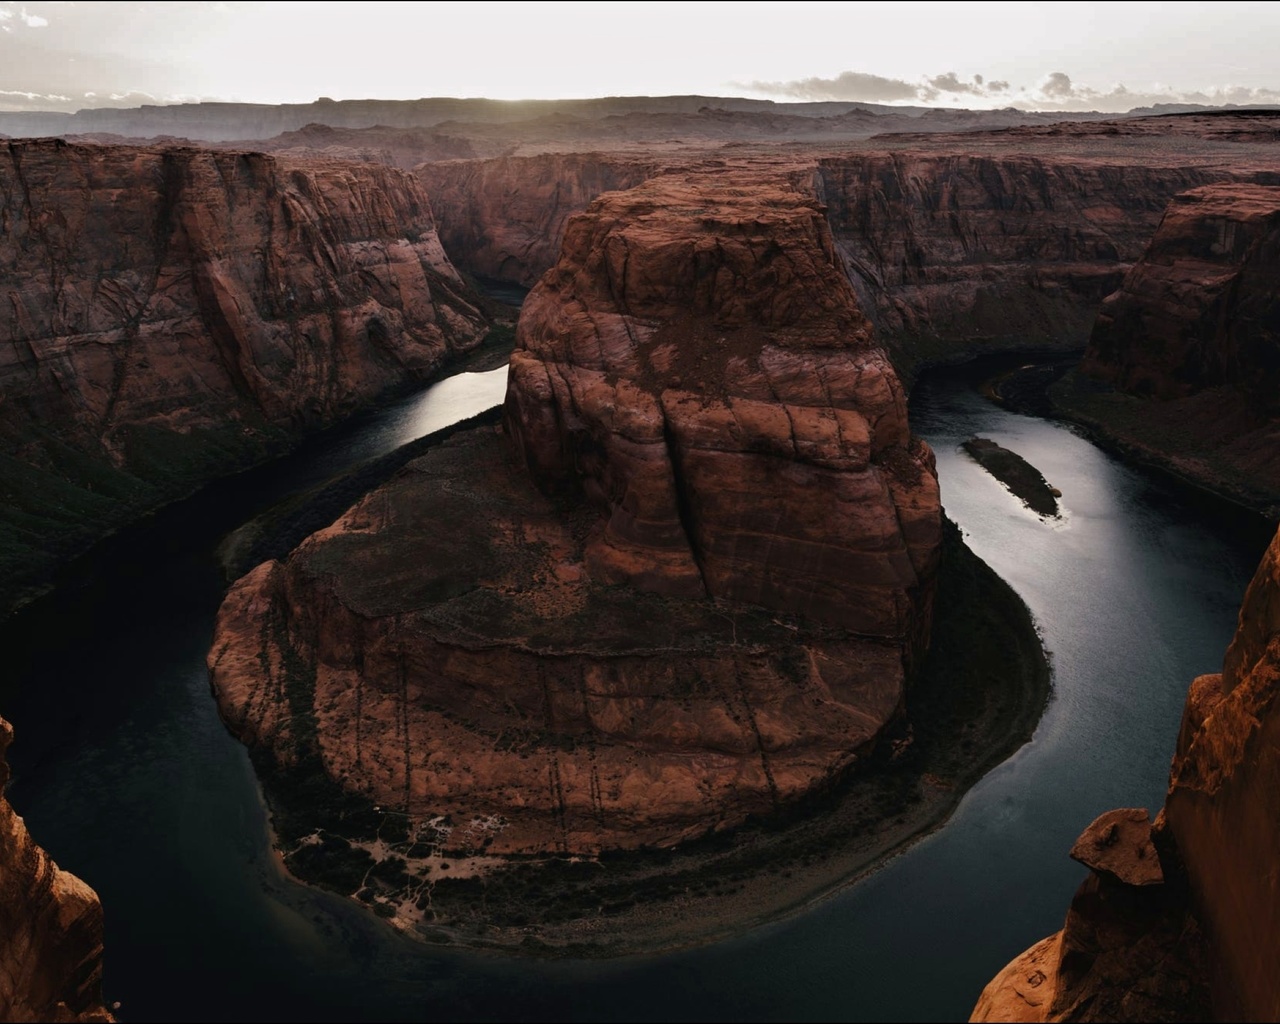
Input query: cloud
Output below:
<box><xmin>927</xmin><ymin>72</ymin><xmax>983</xmax><ymax>95</ymax></box>
<box><xmin>0</xmin><ymin>88</ymin><xmax>69</xmax><ymax>102</ymax></box>
<box><xmin>20</xmin><ymin>9</ymin><xmax>48</xmax><ymax>28</ymax></box>
<box><xmin>741</xmin><ymin>70</ymin><xmax>920</xmax><ymax>103</ymax></box>
<box><xmin>747</xmin><ymin>66</ymin><xmax>1280</xmax><ymax>113</ymax></box>
<box><xmin>1039</xmin><ymin>72</ymin><xmax>1075</xmax><ymax>98</ymax></box>
<box><xmin>1025</xmin><ymin>70</ymin><xmax>1280</xmax><ymax>110</ymax></box>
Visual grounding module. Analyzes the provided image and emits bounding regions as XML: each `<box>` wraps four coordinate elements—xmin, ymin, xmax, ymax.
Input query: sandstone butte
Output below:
<box><xmin>0</xmin><ymin>717</ymin><xmax>113</xmax><ymax>1023</ymax></box>
<box><xmin>1071</xmin><ymin>183</ymin><xmax>1280</xmax><ymax>508</ymax></box>
<box><xmin>208</xmin><ymin>167</ymin><xmax>942</xmax><ymax>858</ymax></box>
<box><xmin>971</xmin><ymin>524</ymin><xmax>1280</xmax><ymax>1023</ymax></box>
<box><xmin>0</xmin><ymin>139</ymin><xmax>488</xmax><ymax>609</ymax></box>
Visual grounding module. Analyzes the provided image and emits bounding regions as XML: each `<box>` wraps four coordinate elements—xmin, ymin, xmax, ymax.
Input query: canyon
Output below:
<box><xmin>411</xmin><ymin>114</ymin><xmax>1280</xmax><ymax>382</ymax></box>
<box><xmin>970</xmin><ymin>175</ymin><xmax>1280</xmax><ymax>1023</ymax></box>
<box><xmin>0</xmin><ymin>139</ymin><xmax>489</xmax><ymax>610</ymax></box>
<box><xmin>1</xmin><ymin>94</ymin><xmax>1279</xmax><ymax>1018</ymax></box>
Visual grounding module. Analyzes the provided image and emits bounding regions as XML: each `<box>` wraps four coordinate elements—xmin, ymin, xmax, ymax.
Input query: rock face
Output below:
<box><xmin>418</xmin><ymin>148</ymin><xmax>1252</xmax><ymax>383</ymax></box>
<box><xmin>416</xmin><ymin>153</ymin><xmax>659</xmax><ymax>287</ymax></box>
<box><xmin>504</xmin><ymin>170</ymin><xmax>939</xmax><ymax>639</ymax></box>
<box><xmin>817</xmin><ymin>154</ymin><xmax>1235</xmax><ymax>376</ymax></box>
<box><xmin>0</xmin><ymin>718</ymin><xmax>112</xmax><ymax>1022</ymax></box>
<box><xmin>210</xmin><ymin>168</ymin><xmax>940</xmax><ymax>864</ymax></box>
<box><xmin>1084</xmin><ymin>184</ymin><xmax>1280</xmax><ymax>404</ymax></box>
<box><xmin>0</xmin><ymin>139</ymin><xmax>488</xmax><ymax>608</ymax></box>
<box><xmin>1163</xmin><ymin>527</ymin><xmax>1280</xmax><ymax>1021</ymax></box>
<box><xmin>971</xmin><ymin>525</ymin><xmax>1280</xmax><ymax>1022</ymax></box>
<box><xmin>1063</xmin><ymin>184</ymin><xmax>1280</xmax><ymax>508</ymax></box>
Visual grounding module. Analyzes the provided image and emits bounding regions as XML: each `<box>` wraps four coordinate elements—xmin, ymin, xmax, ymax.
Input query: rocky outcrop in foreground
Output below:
<box><xmin>1061</xmin><ymin>184</ymin><xmax>1280</xmax><ymax>509</ymax></box>
<box><xmin>0</xmin><ymin>140</ymin><xmax>488</xmax><ymax>608</ymax></box>
<box><xmin>210</xmin><ymin>169</ymin><xmax>940</xmax><ymax>876</ymax></box>
<box><xmin>0</xmin><ymin>718</ymin><xmax>112</xmax><ymax>1022</ymax></box>
<box><xmin>971</xmin><ymin>525</ymin><xmax>1280</xmax><ymax>1022</ymax></box>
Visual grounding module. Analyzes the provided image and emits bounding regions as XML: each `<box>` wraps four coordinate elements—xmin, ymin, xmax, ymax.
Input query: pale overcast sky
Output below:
<box><xmin>2</xmin><ymin>0</ymin><xmax>1279</xmax><ymax>112</ymax></box>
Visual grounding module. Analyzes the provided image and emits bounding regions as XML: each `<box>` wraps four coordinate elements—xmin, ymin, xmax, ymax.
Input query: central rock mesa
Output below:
<box><xmin>211</xmin><ymin>168</ymin><xmax>941</xmax><ymax>862</ymax></box>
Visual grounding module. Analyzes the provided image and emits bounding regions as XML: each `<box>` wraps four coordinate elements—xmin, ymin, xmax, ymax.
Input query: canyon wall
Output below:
<box><xmin>209</xmin><ymin>168</ymin><xmax>940</xmax><ymax>889</ymax></box>
<box><xmin>416</xmin><ymin>153</ymin><xmax>660</xmax><ymax>287</ymax></box>
<box><xmin>1056</xmin><ymin>183</ymin><xmax>1280</xmax><ymax>510</ymax></box>
<box><xmin>972</xmin><ymin>526</ymin><xmax>1280</xmax><ymax>1022</ymax></box>
<box><xmin>0</xmin><ymin>139</ymin><xmax>488</xmax><ymax>609</ymax></box>
<box><xmin>817</xmin><ymin>154</ymin><xmax>1236</xmax><ymax>376</ymax></box>
<box><xmin>1083</xmin><ymin>184</ymin><xmax>1280</xmax><ymax>404</ymax></box>
<box><xmin>0</xmin><ymin>717</ymin><xmax>112</xmax><ymax>1022</ymax></box>
<box><xmin>417</xmin><ymin>147</ymin><xmax>1249</xmax><ymax>382</ymax></box>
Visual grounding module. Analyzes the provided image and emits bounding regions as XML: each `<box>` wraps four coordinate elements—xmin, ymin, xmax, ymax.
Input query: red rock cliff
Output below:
<box><xmin>505</xmin><ymin>169</ymin><xmax>939</xmax><ymax>639</ymax></box>
<box><xmin>1056</xmin><ymin>184</ymin><xmax>1280</xmax><ymax>510</ymax></box>
<box><xmin>0</xmin><ymin>717</ymin><xmax>112</xmax><ymax>1022</ymax></box>
<box><xmin>209</xmin><ymin>168</ymin><xmax>940</xmax><ymax>885</ymax></box>
<box><xmin>971</xmin><ymin>526</ymin><xmax>1280</xmax><ymax>1022</ymax></box>
<box><xmin>818</xmin><ymin>153</ymin><xmax>1235</xmax><ymax>375</ymax></box>
<box><xmin>418</xmin><ymin>148</ymin><xmax>1245</xmax><ymax>381</ymax></box>
<box><xmin>0</xmin><ymin>139</ymin><xmax>488</xmax><ymax>607</ymax></box>
<box><xmin>416</xmin><ymin>153</ymin><xmax>659</xmax><ymax>287</ymax></box>
<box><xmin>1083</xmin><ymin>183</ymin><xmax>1280</xmax><ymax>405</ymax></box>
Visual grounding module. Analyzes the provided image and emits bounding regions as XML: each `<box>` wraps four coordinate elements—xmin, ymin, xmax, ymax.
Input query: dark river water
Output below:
<box><xmin>1</xmin><ymin>357</ymin><xmax>1269</xmax><ymax>1022</ymax></box>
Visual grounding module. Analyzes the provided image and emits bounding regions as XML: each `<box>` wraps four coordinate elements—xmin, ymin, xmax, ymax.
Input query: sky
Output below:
<box><xmin>3</xmin><ymin>0</ymin><xmax>1280</xmax><ymax>113</ymax></box>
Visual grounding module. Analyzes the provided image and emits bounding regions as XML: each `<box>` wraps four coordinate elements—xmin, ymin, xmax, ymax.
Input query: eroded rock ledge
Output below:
<box><xmin>972</xmin><ymin>525</ymin><xmax>1280</xmax><ymax>1022</ymax></box>
<box><xmin>0</xmin><ymin>717</ymin><xmax>112</xmax><ymax>1022</ymax></box>
<box><xmin>209</xmin><ymin>169</ymin><xmax>941</xmax><ymax>884</ymax></box>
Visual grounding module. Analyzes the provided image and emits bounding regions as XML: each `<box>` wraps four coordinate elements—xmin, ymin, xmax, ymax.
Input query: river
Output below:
<box><xmin>0</xmin><ymin>357</ymin><xmax>1267</xmax><ymax>1022</ymax></box>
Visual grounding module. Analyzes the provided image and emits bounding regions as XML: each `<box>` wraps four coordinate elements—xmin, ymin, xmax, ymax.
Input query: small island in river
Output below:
<box><xmin>963</xmin><ymin>437</ymin><xmax>1062</xmax><ymax>517</ymax></box>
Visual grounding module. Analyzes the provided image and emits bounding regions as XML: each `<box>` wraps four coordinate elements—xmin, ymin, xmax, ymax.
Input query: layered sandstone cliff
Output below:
<box><xmin>417</xmin><ymin>146</ymin><xmax>1252</xmax><ymax>383</ymax></box>
<box><xmin>416</xmin><ymin>153</ymin><xmax>659</xmax><ymax>287</ymax></box>
<box><xmin>209</xmin><ymin>169</ymin><xmax>940</xmax><ymax>880</ymax></box>
<box><xmin>1059</xmin><ymin>184</ymin><xmax>1280</xmax><ymax>509</ymax></box>
<box><xmin>817</xmin><ymin>154</ymin><xmax>1235</xmax><ymax>376</ymax></box>
<box><xmin>972</xmin><ymin>525</ymin><xmax>1280</xmax><ymax>1022</ymax></box>
<box><xmin>0</xmin><ymin>717</ymin><xmax>112</xmax><ymax>1022</ymax></box>
<box><xmin>0</xmin><ymin>139</ymin><xmax>488</xmax><ymax>608</ymax></box>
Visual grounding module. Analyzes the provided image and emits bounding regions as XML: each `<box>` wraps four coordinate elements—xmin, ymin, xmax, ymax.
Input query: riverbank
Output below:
<box><xmin>251</xmin><ymin>516</ymin><xmax>1050</xmax><ymax>957</ymax></box>
<box><xmin>1049</xmin><ymin>368</ymin><xmax>1280</xmax><ymax>522</ymax></box>
<box><xmin>981</xmin><ymin>355</ymin><xmax>1280</xmax><ymax>527</ymax></box>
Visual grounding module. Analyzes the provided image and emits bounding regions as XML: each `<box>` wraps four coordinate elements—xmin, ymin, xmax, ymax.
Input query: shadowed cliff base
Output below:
<box><xmin>231</xmin><ymin>516</ymin><xmax>1049</xmax><ymax>955</ymax></box>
